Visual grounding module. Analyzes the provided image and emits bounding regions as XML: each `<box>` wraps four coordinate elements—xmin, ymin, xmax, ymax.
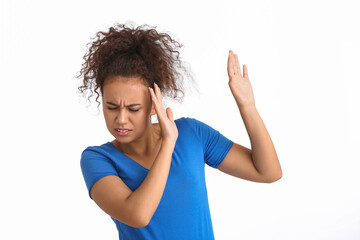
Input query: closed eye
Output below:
<box><xmin>107</xmin><ymin>107</ymin><xmax>139</xmax><ymax>112</ymax></box>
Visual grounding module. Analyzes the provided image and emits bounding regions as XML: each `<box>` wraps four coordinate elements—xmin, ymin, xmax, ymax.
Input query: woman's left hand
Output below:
<box><xmin>227</xmin><ymin>50</ymin><xmax>256</xmax><ymax>108</ymax></box>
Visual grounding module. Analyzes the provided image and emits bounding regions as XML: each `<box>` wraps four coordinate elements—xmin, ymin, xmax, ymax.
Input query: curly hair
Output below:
<box><xmin>75</xmin><ymin>22</ymin><xmax>197</xmax><ymax>112</ymax></box>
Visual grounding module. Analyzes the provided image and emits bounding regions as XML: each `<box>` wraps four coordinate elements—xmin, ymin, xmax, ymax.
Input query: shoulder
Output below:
<box><xmin>80</xmin><ymin>142</ymin><xmax>121</xmax><ymax>173</ymax></box>
<box><xmin>173</xmin><ymin>117</ymin><xmax>203</xmax><ymax>142</ymax></box>
<box><xmin>173</xmin><ymin>116</ymin><xmax>198</xmax><ymax>130</ymax></box>
<box><xmin>81</xmin><ymin>142</ymin><xmax>115</xmax><ymax>161</ymax></box>
<box><xmin>82</xmin><ymin>142</ymin><xmax>107</xmax><ymax>154</ymax></box>
<box><xmin>176</xmin><ymin>116</ymin><xmax>211</xmax><ymax>132</ymax></box>
<box><xmin>175</xmin><ymin>116</ymin><xmax>200</xmax><ymax>126</ymax></box>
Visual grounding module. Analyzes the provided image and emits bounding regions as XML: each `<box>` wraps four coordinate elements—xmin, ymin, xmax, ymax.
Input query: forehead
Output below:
<box><xmin>103</xmin><ymin>75</ymin><xmax>148</xmax><ymax>101</ymax></box>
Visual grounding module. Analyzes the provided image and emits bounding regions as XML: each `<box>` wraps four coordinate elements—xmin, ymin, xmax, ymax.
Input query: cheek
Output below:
<box><xmin>103</xmin><ymin>112</ymin><xmax>117</xmax><ymax>128</ymax></box>
<box><xmin>136</xmin><ymin>112</ymin><xmax>149</xmax><ymax>124</ymax></box>
<box><xmin>133</xmin><ymin>112</ymin><xmax>151</xmax><ymax>129</ymax></box>
<box><xmin>104</xmin><ymin>115</ymin><xmax>113</xmax><ymax>129</ymax></box>
<box><xmin>103</xmin><ymin>112</ymin><xmax>112</xmax><ymax>121</ymax></box>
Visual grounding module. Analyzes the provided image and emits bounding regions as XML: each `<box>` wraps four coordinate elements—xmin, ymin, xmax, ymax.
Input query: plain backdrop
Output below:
<box><xmin>1</xmin><ymin>0</ymin><xmax>359</xmax><ymax>239</ymax></box>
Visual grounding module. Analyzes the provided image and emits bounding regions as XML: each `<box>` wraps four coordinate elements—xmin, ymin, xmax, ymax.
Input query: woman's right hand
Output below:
<box><xmin>148</xmin><ymin>83</ymin><xmax>178</xmax><ymax>143</ymax></box>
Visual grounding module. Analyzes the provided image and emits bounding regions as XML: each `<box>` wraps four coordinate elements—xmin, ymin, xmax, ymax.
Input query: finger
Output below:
<box><xmin>231</xmin><ymin>52</ymin><xmax>237</xmax><ymax>75</ymax></box>
<box><xmin>149</xmin><ymin>85</ymin><xmax>164</xmax><ymax>117</ymax></box>
<box><xmin>244</xmin><ymin>65</ymin><xmax>249</xmax><ymax>79</ymax></box>
<box><xmin>154</xmin><ymin>83</ymin><xmax>163</xmax><ymax>105</ymax></box>
<box><xmin>227</xmin><ymin>50</ymin><xmax>234</xmax><ymax>77</ymax></box>
<box><xmin>234</xmin><ymin>54</ymin><xmax>241</xmax><ymax>76</ymax></box>
<box><xmin>149</xmin><ymin>87</ymin><xmax>159</xmax><ymax>107</ymax></box>
<box><xmin>167</xmin><ymin>107</ymin><xmax>174</xmax><ymax>122</ymax></box>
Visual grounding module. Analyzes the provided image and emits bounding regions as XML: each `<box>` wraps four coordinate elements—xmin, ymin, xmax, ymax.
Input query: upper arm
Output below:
<box><xmin>217</xmin><ymin>143</ymin><xmax>272</xmax><ymax>183</ymax></box>
<box><xmin>90</xmin><ymin>175</ymin><xmax>146</xmax><ymax>228</ymax></box>
<box><xmin>80</xmin><ymin>148</ymin><xmax>146</xmax><ymax>228</ymax></box>
<box><xmin>187</xmin><ymin>117</ymin><xmax>234</xmax><ymax>168</ymax></box>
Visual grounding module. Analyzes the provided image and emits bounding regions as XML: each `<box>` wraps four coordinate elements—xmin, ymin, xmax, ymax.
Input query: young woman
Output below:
<box><xmin>77</xmin><ymin>23</ymin><xmax>282</xmax><ymax>240</ymax></box>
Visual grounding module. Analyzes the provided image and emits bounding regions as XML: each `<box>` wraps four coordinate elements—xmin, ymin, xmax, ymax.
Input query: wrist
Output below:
<box><xmin>239</xmin><ymin>103</ymin><xmax>256</xmax><ymax>112</ymax></box>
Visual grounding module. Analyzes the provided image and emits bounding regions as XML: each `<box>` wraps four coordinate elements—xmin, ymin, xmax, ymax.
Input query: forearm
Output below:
<box><xmin>239</xmin><ymin>104</ymin><xmax>282</xmax><ymax>181</ymax></box>
<box><xmin>127</xmin><ymin>140</ymin><xmax>175</xmax><ymax>226</ymax></box>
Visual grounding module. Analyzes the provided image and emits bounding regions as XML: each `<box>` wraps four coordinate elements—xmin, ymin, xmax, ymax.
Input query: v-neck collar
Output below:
<box><xmin>105</xmin><ymin>117</ymin><xmax>182</xmax><ymax>171</ymax></box>
<box><xmin>107</xmin><ymin>141</ymin><xmax>150</xmax><ymax>171</ymax></box>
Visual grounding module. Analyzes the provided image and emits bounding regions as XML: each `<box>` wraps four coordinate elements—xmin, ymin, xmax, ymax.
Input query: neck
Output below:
<box><xmin>113</xmin><ymin>122</ymin><xmax>161</xmax><ymax>157</ymax></box>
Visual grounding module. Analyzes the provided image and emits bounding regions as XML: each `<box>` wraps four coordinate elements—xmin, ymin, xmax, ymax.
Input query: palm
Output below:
<box><xmin>227</xmin><ymin>50</ymin><xmax>255</xmax><ymax>107</ymax></box>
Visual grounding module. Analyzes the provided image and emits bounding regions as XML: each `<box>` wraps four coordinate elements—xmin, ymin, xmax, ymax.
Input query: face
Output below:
<box><xmin>102</xmin><ymin>75</ymin><xmax>155</xmax><ymax>144</ymax></box>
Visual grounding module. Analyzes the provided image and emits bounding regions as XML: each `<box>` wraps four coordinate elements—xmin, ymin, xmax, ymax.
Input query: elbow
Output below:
<box><xmin>137</xmin><ymin>214</ymin><xmax>150</xmax><ymax>228</ymax></box>
<box><xmin>267</xmin><ymin>164</ymin><xmax>283</xmax><ymax>183</ymax></box>
<box><xmin>271</xmin><ymin>174</ymin><xmax>282</xmax><ymax>183</ymax></box>
<box><xmin>140</xmin><ymin>218</ymin><xmax>150</xmax><ymax>228</ymax></box>
<box><xmin>138</xmin><ymin>211</ymin><xmax>154</xmax><ymax>228</ymax></box>
<box><xmin>264</xmin><ymin>172</ymin><xmax>282</xmax><ymax>183</ymax></box>
<box><xmin>125</xmin><ymin>209</ymin><xmax>150</xmax><ymax>228</ymax></box>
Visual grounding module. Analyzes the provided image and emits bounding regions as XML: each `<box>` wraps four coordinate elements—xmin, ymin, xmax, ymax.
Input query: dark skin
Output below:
<box><xmin>215</xmin><ymin>50</ymin><xmax>282</xmax><ymax>183</ymax></box>
<box><xmin>102</xmin><ymin>75</ymin><xmax>177</xmax><ymax>169</ymax></box>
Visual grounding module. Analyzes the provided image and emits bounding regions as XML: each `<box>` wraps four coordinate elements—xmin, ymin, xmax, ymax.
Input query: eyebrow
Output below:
<box><xmin>105</xmin><ymin>102</ymin><xmax>141</xmax><ymax>107</ymax></box>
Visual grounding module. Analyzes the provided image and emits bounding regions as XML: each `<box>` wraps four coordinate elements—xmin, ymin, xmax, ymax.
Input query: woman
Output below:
<box><xmin>77</xmin><ymin>23</ymin><xmax>282</xmax><ymax>240</ymax></box>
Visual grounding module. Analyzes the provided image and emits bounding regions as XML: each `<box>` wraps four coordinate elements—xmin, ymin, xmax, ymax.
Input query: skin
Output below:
<box><xmin>220</xmin><ymin>49</ymin><xmax>282</xmax><ymax>181</ymax></box>
<box><xmin>102</xmin><ymin>75</ymin><xmax>163</xmax><ymax>159</ymax></box>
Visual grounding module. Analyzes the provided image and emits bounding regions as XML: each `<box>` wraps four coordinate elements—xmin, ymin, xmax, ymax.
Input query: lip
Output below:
<box><xmin>115</xmin><ymin>129</ymin><xmax>131</xmax><ymax>136</ymax></box>
<box><xmin>116</xmin><ymin>128</ymin><xmax>132</xmax><ymax>131</ymax></box>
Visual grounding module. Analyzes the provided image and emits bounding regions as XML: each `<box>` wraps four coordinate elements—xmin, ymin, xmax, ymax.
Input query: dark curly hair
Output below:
<box><xmin>75</xmin><ymin>22</ymin><xmax>198</xmax><ymax>113</ymax></box>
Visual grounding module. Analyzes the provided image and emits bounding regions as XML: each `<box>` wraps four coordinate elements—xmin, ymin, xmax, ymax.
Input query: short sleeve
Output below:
<box><xmin>80</xmin><ymin>147</ymin><xmax>119</xmax><ymax>200</ymax></box>
<box><xmin>187</xmin><ymin>117</ymin><xmax>234</xmax><ymax>168</ymax></box>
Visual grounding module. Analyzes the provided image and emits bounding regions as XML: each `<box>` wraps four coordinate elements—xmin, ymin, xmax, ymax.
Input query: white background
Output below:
<box><xmin>1</xmin><ymin>0</ymin><xmax>359</xmax><ymax>239</ymax></box>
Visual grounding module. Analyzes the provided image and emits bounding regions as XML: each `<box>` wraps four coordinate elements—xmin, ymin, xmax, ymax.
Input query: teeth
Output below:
<box><xmin>117</xmin><ymin>129</ymin><xmax>129</xmax><ymax>132</ymax></box>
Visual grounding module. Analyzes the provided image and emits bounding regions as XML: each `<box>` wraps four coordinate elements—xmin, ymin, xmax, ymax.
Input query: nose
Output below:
<box><xmin>116</xmin><ymin>108</ymin><xmax>128</xmax><ymax>125</ymax></box>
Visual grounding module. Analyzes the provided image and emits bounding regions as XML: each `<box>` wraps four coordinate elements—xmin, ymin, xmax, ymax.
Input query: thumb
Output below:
<box><xmin>166</xmin><ymin>107</ymin><xmax>174</xmax><ymax>122</ymax></box>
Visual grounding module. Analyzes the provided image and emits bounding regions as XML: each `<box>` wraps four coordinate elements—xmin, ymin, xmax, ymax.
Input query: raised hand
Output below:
<box><xmin>227</xmin><ymin>50</ymin><xmax>256</xmax><ymax>108</ymax></box>
<box><xmin>148</xmin><ymin>83</ymin><xmax>178</xmax><ymax>143</ymax></box>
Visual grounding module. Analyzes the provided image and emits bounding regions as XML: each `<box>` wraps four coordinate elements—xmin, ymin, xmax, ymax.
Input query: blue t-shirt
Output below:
<box><xmin>80</xmin><ymin>117</ymin><xmax>234</xmax><ymax>240</ymax></box>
